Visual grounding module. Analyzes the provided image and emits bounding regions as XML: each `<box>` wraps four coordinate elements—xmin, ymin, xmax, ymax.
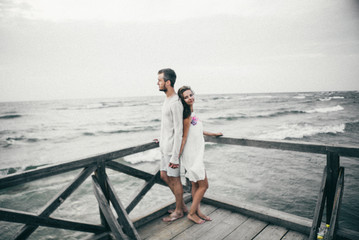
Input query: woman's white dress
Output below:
<box><xmin>181</xmin><ymin>112</ymin><xmax>205</xmax><ymax>182</ymax></box>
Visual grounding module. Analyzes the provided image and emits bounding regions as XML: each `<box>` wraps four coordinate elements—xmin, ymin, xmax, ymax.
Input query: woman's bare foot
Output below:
<box><xmin>187</xmin><ymin>213</ymin><xmax>205</xmax><ymax>224</ymax></box>
<box><xmin>197</xmin><ymin>210</ymin><xmax>212</xmax><ymax>221</ymax></box>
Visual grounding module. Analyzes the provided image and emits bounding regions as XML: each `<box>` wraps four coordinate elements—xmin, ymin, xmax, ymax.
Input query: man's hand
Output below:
<box><xmin>153</xmin><ymin>139</ymin><xmax>159</xmax><ymax>143</ymax></box>
<box><xmin>169</xmin><ymin>163</ymin><xmax>179</xmax><ymax>169</ymax></box>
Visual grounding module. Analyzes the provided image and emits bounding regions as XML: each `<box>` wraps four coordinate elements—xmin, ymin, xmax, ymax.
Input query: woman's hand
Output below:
<box><xmin>169</xmin><ymin>163</ymin><xmax>179</xmax><ymax>169</ymax></box>
<box><xmin>214</xmin><ymin>132</ymin><xmax>223</xmax><ymax>137</ymax></box>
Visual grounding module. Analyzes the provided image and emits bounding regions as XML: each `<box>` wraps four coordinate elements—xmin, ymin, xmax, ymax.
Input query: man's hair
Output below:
<box><xmin>158</xmin><ymin>68</ymin><xmax>176</xmax><ymax>87</ymax></box>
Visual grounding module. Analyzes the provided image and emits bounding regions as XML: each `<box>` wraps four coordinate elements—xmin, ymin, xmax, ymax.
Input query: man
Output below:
<box><xmin>157</xmin><ymin>68</ymin><xmax>187</xmax><ymax>222</ymax></box>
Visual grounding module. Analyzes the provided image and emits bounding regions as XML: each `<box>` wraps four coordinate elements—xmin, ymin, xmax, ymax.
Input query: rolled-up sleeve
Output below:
<box><xmin>169</xmin><ymin>101</ymin><xmax>183</xmax><ymax>164</ymax></box>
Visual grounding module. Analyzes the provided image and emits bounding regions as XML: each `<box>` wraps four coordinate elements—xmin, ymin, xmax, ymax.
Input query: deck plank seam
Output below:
<box><xmin>279</xmin><ymin>229</ymin><xmax>290</xmax><ymax>240</ymax></box>
<box><xmin>221</xmin><ymin>214</ymin><xmax>250</xmax><ymax>240</ymax></box>
<box><xmin>251</xmin><ymin>223</ymin><xmax>270</xmax><ymax>240</ymax></box>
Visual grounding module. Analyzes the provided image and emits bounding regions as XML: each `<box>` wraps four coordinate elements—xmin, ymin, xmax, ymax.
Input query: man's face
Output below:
<box><xmin>157</xmin><ymin>73</ymin><xmax>167</xmax><ymax>92</ymax></box>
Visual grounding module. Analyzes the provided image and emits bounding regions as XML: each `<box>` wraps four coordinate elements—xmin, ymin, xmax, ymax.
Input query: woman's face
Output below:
<box><xmin>183</xmin><ymin>89</ymin><xmax>195</xmax><ymax>106</ymax></box>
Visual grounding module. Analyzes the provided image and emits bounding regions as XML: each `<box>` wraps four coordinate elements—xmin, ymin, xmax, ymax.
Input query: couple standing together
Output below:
<box><xmin>157</xmin><ymin>68</ymin><xmax>223</xmax><ymax>224</ymax></box>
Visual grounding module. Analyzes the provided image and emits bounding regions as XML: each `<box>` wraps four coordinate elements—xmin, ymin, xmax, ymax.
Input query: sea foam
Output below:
<box><xmin>257</xmin><ymin>123</ymin><xmax>345</xmax><ymax>140</ymax></box>
<box><xmin>123</xmin><ymin>148</ymin><xmax>160</xmax><ymax>164</ymax></box>
<box><xmin>306</xmin><ymin>105</ymin><xmax>344</xmax><ymax>113</ymax></box>
<box><xmin>319</xmin><ymin>96</ymin><xmax>345</xmax><ymax>101</ymax></box>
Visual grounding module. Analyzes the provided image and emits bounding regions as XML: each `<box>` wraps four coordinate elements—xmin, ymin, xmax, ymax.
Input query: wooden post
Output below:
<box><xmin>326</xmin><ymin>167</ymin><xmax>345</xmax><ymax>240</ymax></box>
<box><xmin>95</xmin><ymin>160</ymin><xmax>110</xmax><ymax>229</ymax></box>
<box><xmin>326</xmin><ymin>152</ymin><xmax>339</xmax><ymax>225</ymax></box>
<box><xmin>309</xmin><ymin>167</ymin><xmax>328</xmax><ymax>240</ymax></box>
<box><xmin>105</xmin><ymin>175</ymin><xmax>141</xmax><ymax>240</ymax></box>
<box><xmin>92</xmin><ymin>176</ymin><xmax>127</xmax><ymax>240</ymax></box>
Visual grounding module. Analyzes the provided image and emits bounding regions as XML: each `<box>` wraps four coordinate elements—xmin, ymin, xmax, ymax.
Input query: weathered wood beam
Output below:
<box><xmin>204</xmin><ymin>136</ymin><xmax>359</xmax><ymax>158</ymax></box>
<box><xmin>95</xmin><ymin>161</ymin><xmax>110</xmax><ymax>229</ymax></box>
<box><xmin>126</xmin><ymin>170</ymin><xmax>160</xmax><ymax>214</ymax></box>
<box><xmin>106</xmin><ymin>161</ymin><xmax>166</xmax><ymax>187</ymax></box>
<box><xmin>326</xmin><ymin>152</ymin><xmax>340</xmax><ymax>225</ymax></box>
<box><xmin>0</xmin><ymin>141</ymin><xmax>159</xmax><ymax>189</ymax></box>
<box><xmin>202</xmin><ymin>195</ymin><xmax>312</xmax><ymax>235</ymax></box>
<box><xmin>0</xmin><ymin>207</ymin><xmax>105</xmax><ymax>233</ymax></box>
<box><xmin>326</xmin><ymin>167</ymin><xmax>345</xmax><ymax>240</ymax></box>
<box><xmin>83</xmin><ymin>232</ymin><xmax>113</xmax><ymax>240</ymax></box>
<box><xmin>14</xmin><ymin>165</ymin><xmax>97</xmax><ymax>240</ymax></box>
<box><xmin>105</xmin><ymin>174</ymin><xmax>141</xmax><ymax>240</ymax></box>
<box><xmin>309</xmin><ymin>166</ymin><xmax>328</xmax><ymax>240</ymax></box>
<box><xmin>92</xmin><ymin>175</ymin><xmax>127</xmax><ymax>240</ymax></box>
<box><xmin>83</xmin><ymin>232</ymin><xmax>112</xmax><ymax>240</ymax></box>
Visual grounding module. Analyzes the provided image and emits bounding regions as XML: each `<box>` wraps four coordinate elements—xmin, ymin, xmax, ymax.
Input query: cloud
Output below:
<box><xmin>0</xmin><ymin>0</ymin><xmax>33</xmax><ymax>19</ymax></box>
<box><xmin>0</xmin><ymin>0</ymin><xmax>330</xmax><ymax>23</ymax></box>
<box><xmin>0</xmin><ymin>0</ymin><xmax>358</xmax><ymax>101</ymax></box>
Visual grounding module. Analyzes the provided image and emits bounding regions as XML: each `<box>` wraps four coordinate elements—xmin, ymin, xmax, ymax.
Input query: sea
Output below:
<box><xmin>0</xmin><ymin>91</ymin><xmax>358</xmax><ymax>239</ymax></box>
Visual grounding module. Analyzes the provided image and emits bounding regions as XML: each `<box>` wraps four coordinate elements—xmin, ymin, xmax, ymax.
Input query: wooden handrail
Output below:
<box><xmin>204</xmin><ymin>136</ymin><xmax>359</xmax><ymax>158</ymax></box>
<box><xmin>0</xmin><ymin>141</ymin><xmax>159</xmax><ymax>189</ymax></box>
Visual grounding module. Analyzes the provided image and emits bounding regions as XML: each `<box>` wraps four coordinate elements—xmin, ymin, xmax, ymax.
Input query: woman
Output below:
<box><xmin>177</xmin><ymin>86</ymin><xmax>223</xmax><ymax>224</ymax></box>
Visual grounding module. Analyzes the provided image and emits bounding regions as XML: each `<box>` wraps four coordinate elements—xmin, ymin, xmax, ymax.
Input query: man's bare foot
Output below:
<box><xmin>187</xmin><ymin>213</ymin><xmax>205</xmax><ymax>224</ymax></box>
<box><xmin>162</xmin><ymin>212</ymin><xmax>184</xmax><ymax>222</ymax></box>
<box><xmin>168</xmin><ymin>205</ymin><xmax>188</xmax><ymax>214</ymax></box>
<box><xmin>197</xmin><ymin>210</ymin><xmax>212</xmax><ymax>221</ymax></box>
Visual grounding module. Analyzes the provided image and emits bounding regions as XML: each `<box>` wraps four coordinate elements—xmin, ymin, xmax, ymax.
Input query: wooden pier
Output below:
<box><xmin>0</xmin><ymin>136</ymin><xmax>358</xmax><ymax>240</ymax></box>
<box><xmin>135</xmin><ymin>195</ymin><xmax>309</xmax><ymax>240</ymax></box>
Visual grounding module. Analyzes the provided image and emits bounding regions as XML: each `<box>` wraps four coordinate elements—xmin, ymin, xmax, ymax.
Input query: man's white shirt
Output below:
<box><xmin>160</xmin><ymin>94</ymin><xmax>183</xmax><ymax>164</ymax></box>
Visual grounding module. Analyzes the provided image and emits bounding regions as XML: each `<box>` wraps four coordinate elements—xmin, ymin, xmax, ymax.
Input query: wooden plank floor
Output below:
<box><xmin>137</xmin><ymin>203</ymin><xmax>308</xmax><ymax>240</ymax></box>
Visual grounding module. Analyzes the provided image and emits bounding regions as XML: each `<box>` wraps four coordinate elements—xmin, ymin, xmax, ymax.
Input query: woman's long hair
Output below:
<box><xmin>178</xmin><ymin>86</ymin><xmax>193</xmax><ymax>119</ymax></box>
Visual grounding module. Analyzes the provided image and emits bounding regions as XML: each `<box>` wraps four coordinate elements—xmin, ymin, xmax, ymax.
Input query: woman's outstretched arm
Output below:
<box><xmin>203</xmin><ymin>131</ymin><xmax>223</xmax><ymax>137</ymax></box>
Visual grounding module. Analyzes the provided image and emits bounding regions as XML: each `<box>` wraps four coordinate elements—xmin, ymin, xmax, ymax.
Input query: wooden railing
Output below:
<box><xmin>204</xmin><ymin>136</ymin><xmax>359</xmax><ymax>240</ymax></box>
<box><xmin>0</xmin><ymin>137</ymin><xmax>358</xmax><ymax>240</ymax></box>
<box><xmin>0</xmin><ymin>142</ymin><xmax>161</xmax><ymax>240</ymax></box>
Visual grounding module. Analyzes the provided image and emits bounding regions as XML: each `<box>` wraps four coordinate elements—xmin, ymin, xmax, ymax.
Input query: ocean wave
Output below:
<box><xmin>238</xmin><ymin>95</ymin><xmax>274</xmax><ymax>100</ymax></box>
<box><xmin>345</xmin><ymin>121</ymin><xmax>359</xmax><ymax>132</ymax></box>
<box><xmin>306</xmin><ymin>105</ymin><xmax>344</xmax><ymax>113</ymax></box>
<box><xmin>1</xmin><ymin>136</ymin><xmax>46</xmax><ymax>147</ymax></box>
<box><xmin>319</xmin><ymin>96</ymin><xmax>345</xmax><ymax>101</ymax></box>
<box><xmin>293</xmin><ymin>95</ymin><xmax>306</xmax><ymax>99</ymax></box>
<box><xmin>87</xmin><ymin>126</ymin><xmax>158</xmax><ymax>136</ymax></box>
<box><xmin>85</xmin><ymin>103</ymin><xmax>122</xmax><ymax>110</ymax></box>
<box><xmin>0</xmin><ymin>114</ymin><xmax>22</xmax><ymax>119</ymax></box>
<box><xmin>83</xmin><ymin>132</ymin><xmax>96</xmax><ymax>136</ymax></box>
<box><xmin>258</xmin><ymin>110</ymin><xmax>305</xmax><ymax>118</ymax></box>
<box><xmin>209</xmin><ymin>96</ymin><xmax>232</xmax><ymax>101</ymax></box>
<box><xmin>210</xmin><ymin>110</ymin><xmax>306</xmax><ymax>121</ymax></box>
<box><xmin>123</xmin><ymin>149</ymin><xmax>160</xmax><ymax>164</ymax></box>
<box><xmin>0</xmin><ymin>164</ymin><xmax>47</xmax><ymax>176</ymax></box>
<box><xmin>211</xmin><ymin>115</ymin><xmax>246</xmax><ymax>121</ymax></box>
<box><xmin>257</xmin><ymin>123</ymin><xmax>345</xmax><ymax>140</ymax></box>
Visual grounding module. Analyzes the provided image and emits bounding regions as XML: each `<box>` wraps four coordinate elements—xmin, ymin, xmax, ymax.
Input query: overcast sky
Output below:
<box><xmin>1</xmin><ymin>0</ymin><xmax>359</xmax><ymax>102</ymax></box>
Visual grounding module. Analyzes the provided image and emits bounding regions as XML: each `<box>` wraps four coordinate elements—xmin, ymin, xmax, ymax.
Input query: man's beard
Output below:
<box><xmin>159</xmin><ymin>87</ymin><xmax>167</xmax><ymax>92</ymax></box>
